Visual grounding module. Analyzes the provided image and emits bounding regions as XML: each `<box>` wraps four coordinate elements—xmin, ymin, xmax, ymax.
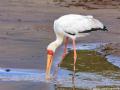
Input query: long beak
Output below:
<box><xmin>46</xmin><ymin>50</ymin><xmax>54</xmax><ymax>80</ymax></box>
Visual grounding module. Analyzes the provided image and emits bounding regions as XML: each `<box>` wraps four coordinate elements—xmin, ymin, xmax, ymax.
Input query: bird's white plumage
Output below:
<box><xmin>54</xmin><ymin>14</ymin><xmax>104</xmax><ymax>38</ymax></box>
<box><xmin>47</xmin><ymin>14</ymin><xmax>104</xmax><ymax>52</ymax></box>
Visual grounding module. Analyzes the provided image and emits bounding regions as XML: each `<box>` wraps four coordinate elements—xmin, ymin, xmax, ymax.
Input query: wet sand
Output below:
<box><xmin>0</xmin><ymin>0</ymin><xmax>120</xmax><ymax>90</ymax></box>
<box><xmin>0</xmin><ymin>81</ymin><xmax>55</xmax><ymax>90</ymax></box>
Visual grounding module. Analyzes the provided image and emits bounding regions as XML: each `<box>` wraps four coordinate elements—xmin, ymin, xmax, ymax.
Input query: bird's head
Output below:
<box><xmin>46</xmin><ymin>43</ymin><xmax>56</xmax><ymax>64</ymax></box>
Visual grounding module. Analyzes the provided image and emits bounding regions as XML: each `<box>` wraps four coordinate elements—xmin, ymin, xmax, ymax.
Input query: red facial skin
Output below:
<box><xmin>47</xmin><ymin>50</ymin><xmax>54</xmax><ymax>56</ymax></box>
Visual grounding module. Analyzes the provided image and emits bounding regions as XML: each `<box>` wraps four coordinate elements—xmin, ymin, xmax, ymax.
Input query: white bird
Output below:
<box><xmin>46</xmin><ymin>14</ymin><xmax>108</xmax><ymax>80</ymax></box>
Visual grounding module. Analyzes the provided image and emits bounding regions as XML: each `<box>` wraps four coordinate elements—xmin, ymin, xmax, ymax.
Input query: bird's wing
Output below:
<box><xmin>65</xmin><ymin>16</ymin><xmax>103</xmax><ymax>34</ymax></box>
<box><xmin>54</xmin><ymin>14</ymin><xmax>103</xmax><ymax>35</ymax></box>
<box><xmin>63</xmin><ymin>18</ymin><xmax>96</xmax><ymax>34</ymax></box>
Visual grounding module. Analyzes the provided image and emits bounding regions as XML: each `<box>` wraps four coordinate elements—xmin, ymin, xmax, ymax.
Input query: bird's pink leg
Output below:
<box><xmin>62</xmin><ymin>37</ymin><xmax>69</xmax><ymax>60</ymax></box>
<box><xmin>58</xmin><ymin>37</ymin><xmax>69</xmax><ymax>66</ymax></box>
<box><xmin>72</xmin><ymin>38</ymin><xmax>77</xmax><ymax>71</ymax></box>
<box><xmin>72</xmin><ymin>38</ymin><xmax>77</xmax><ymax>83</ymax></box>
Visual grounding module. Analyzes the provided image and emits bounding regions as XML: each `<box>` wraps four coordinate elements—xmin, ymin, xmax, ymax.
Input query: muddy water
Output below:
<box><xmin>0</xmin><ymin>43</ymin><xmax>120</xmax><ymax>90</ymax></box>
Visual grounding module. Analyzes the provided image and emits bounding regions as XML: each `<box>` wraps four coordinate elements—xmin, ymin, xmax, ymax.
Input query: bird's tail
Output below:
<box><xmin>103</xmin><ymin>26</ymin><xmax>108</xmax><ymax>31</ymax></box>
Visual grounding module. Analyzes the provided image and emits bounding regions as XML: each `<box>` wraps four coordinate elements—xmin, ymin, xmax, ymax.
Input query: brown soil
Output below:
<box><xmin>100</xmin><ymin>43</ymin><xmax>120</xmax><ymax>56</ymax></box>
<box><xmin>52</xmin><ymin>0</ymin><xmax>120</xmax><ymax>9</ymax></box>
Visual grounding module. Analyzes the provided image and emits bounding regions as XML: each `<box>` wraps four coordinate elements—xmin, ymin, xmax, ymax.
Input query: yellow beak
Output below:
<box><xmin>46</xmin><ymin>54</ymin><xmax>53</xmax><ymax>80</ymax></box>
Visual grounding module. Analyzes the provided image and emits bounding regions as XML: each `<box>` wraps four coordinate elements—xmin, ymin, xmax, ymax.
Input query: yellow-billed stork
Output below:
<box><xmin>46</xmin><ymin>14</ymin><xmax>108</xmax><ymax>80</ymax></box>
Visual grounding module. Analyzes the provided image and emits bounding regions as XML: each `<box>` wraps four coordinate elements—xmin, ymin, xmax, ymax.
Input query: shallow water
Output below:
<box><xmin>53</xmin><ymin>43</ymin><xmax>120</xmax><ymax>89</ymax></box>
<box><xmin>0</xmin><ymin>43</ymin><xmax>120</xmax><ymax>89</ymax></box>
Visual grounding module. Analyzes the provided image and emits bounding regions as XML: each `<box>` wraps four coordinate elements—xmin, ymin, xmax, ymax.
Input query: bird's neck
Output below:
<box><xmin>47</xmin><ymin>33</ymin><xmax>64</xmax><ymax>52</ymax></box>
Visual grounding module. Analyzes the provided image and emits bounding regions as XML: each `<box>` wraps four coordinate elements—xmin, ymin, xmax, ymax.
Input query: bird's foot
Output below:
<box><xmin>53</xmin><ymin>73</ymin><xmax>58</xmax><ymax>81</ymax></box>
<box><xmin>46</xmin><ymin>75</ymin><xmax>52</xmax><ymax>81</ymax></box>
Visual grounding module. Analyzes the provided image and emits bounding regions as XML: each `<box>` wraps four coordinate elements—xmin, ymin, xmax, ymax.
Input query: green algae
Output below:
<box><xmin>60</xmin><ymin>50</ymin><xmax>120</xmax><ymax>72</ymax></box>
<box><xmin>56</xmin><ymin>87</ymin><xmax>86</xmax><ymax>90</ymax></box>
<box><xmin>56</xmin><ymin>86</ymin><xmax>120</xmax><ymax>90</ymax></box>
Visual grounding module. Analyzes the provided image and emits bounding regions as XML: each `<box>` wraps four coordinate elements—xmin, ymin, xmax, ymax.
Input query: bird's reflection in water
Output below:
<box><xmin>55</xmin><ymin>81</ymin><xmax>79</xmax><ymax>90</ymax></box>
<box><xmin>72</xmin><ymin>71</ymin><xmax>76</xmax><ymax>90</ymax></box>
<box><xmin>54</xmin><ymin>67</ymin><xmax>77</xmax><ymax>90</ymax></box>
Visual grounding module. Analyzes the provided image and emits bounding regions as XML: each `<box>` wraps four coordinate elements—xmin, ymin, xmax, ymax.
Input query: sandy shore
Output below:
<box><xmin>0</xmin><ymin>0</ymin><xmax>120</xmax><ymax>90</ymax></box>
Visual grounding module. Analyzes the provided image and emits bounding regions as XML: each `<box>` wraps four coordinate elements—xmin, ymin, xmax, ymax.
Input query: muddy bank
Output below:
<box><xmin>100</xmin><ymin>43</ymin><xmax>120</xmax><ymax>56</ymax></box>
<box><xmin>52</xmin><ymin>0</ymin><xmax>120</xmax><ymax>9</ymax></box>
